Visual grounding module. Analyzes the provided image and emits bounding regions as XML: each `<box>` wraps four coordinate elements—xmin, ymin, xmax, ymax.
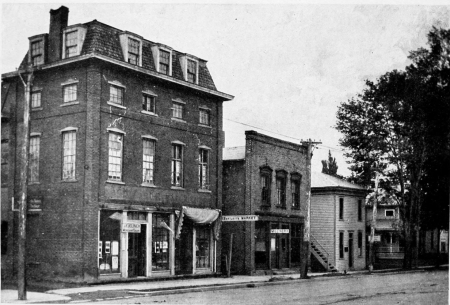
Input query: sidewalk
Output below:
<box><xmin>2</xmin><ymin>265</ymin><xmax>446</xmax><ymax>304</ymax></box>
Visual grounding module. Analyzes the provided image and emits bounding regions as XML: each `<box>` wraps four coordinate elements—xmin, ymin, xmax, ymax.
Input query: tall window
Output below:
<box><xmin>187</xmin><ymin>59</ymin><xmax>197</xmax><ymax>83</ymax></box>
<box><xmin>62</xmin><ymin>131</ymin><xmax>76</xmax><ymax>180</ymax></box>
<box><xmin>108</xmin><ymin>133</ymin><xmax>123</xmax><ymax>181</ymax></box>
<box><xmin>171</xmin><ymin>144</ymin><xmax>183</xmax><ymax>187</ymax></box>
<box><xmin>31</xmin><ymin>40</ymin><xmax>44</xmax><ymax>65</ymax></box>
<box><xmin>110</xmin><ymin>85</ymin><xmax>124</xmax><ymax>105</ymax></box>
<box><xmin>291</xmin><ymin>175</ymin><xmax>301</xmax><ymax>209</ymax></box>
<box><xmin>260</xmin><ymin>168</ymin><xmax>272</xmax><ymax>206</ymax></box>
<box><xmin>142</xmin><ymin>139</ymin><xmax>155</xmax><ymax>185</ymax></box>
<box><xmin>128</xmin><ymin>38</ymin><xmax>140</xmax><ymax>65</ymax></box>
<box><xmin>159</xmin><ymin>49</ymin><xmax>170</xmax><ymax>75</ymax></box>
<box><xmin>339</xmin><ymin>231</ymin><xmax>344</xmax><ymax>259</ymax></box>
<box><xmin>358</xmin><ymin>199</ymin><xmax>362</xmax><ymax>221</ymax></box>
<box><xmin>63</xmin><ymin>84</ymin><xmax>77</xmax><ymax>103</ymax></box>
<box><xmin>152</xmin><ymin>213</ymin><xmax>170</xmax><ymax>271</ymax></box>
<box><xmin>198</xmin><ymin>149</ymin><xmax>209</xmax><ymax>190</ymax></box>
<box><xmin>339</xmin><ymin>198</ymin><xmax>344</xmax><ymax>220</ymax></box>
<box><xmin>276</xmin><ymin>171</ymin><xmax>286</xmax><ymax>207</ymax></box>
<box><xmin>172</xmin><ymin>102</ymin><xmax>184</xmax><ymax>119</ymax></box>
<box><xmin>358</xmin><ymin>231</ymin><xmax>363</xmax><ymax>256</ymax></box>
<box><xmin>199</xmin><ymin>108</ymin><xmax>210</xmax><ymax>126</ymax></box>
<box><xmin>31</xmin><ymin>91</ymin><xmax>41</xmax><ymax>109</ymax></box>
<box><xmin>29</xmin><ymin>136</ymin><xmax>40</xmax><ymax>183</ymax></box>
<box><xmin>143</xmin><ymin>95</ymin><xmax>156</xmax><ymax>113</ymax></box>
<box><xmin>65</xmin><ymin>30</ymin><xmax>78</xmax><ymax>58</ymax></box>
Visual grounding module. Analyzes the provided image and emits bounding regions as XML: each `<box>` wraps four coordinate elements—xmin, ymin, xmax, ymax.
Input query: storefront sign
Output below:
<box><xmin>222</xmin><ymin>215</ymin><xmax>259</xmax><ymax>221</ymax></box>
<box><xmin>270</xmin><ymin>229</ymin><xmax>289</xmax><ymax>234</ymax></box>
<box><xmin>373</xmin><ymin>235</ymin><xmax>381</xmax><ymax>242</ymax></box>
<box><xmin>122</xmin><ymin>223</ymin><xmax>141</xmax><ymax>233</ymax></box>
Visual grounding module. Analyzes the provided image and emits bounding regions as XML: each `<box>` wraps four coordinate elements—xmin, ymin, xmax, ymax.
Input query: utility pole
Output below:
<box><xmin>368</xmin><ymin>171</ymin><xmax>379</xmax><ymax>272</ymax></box>
<box><xmin>17</xmin><ymin>69</ymin><xmax>34</xmax><ymax>300</ymax></box>
<box><xmin>300</xmin><ymin>139</ymin><xmax>321</xmax><ymax>279</ymax></box>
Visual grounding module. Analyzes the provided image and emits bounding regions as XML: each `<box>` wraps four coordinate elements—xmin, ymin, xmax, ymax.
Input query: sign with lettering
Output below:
<box><xmin>270</xmin><ymin>229</ymin><xmax>289</xmax><ymax>234</ymax></box>
<box><xmin>121</xmin><ymin>223</ymin><xmax>141</xmax><ymax>233</ymax></box>
<box><xmin>12</xmin><ymin>197</ymin><xmax>42</xmax><ymax>212</ymax></box>
<box><xmin>222</xmin><ymin>215</ymin><xmax>259</xmax><ymax>222</ymax></box>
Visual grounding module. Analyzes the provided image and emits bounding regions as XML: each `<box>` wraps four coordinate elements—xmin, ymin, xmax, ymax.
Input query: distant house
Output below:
<box><xmin>222</xmin><ymin>131</ymin><xmax>310</xmax><ymax>275</ymax></box>
<box><xmin>365</xmin><ymin>189</ymin><xmax>404</xmax><ymax>268</ymax></box>
<box><xmin>311</xmin><ymin>172</ymin><xmax>367</xmax><ymax>272</ymax></box>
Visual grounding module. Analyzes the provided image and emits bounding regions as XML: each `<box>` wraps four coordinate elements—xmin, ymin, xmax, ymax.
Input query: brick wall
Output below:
<box><xmin>2</xmin><ymin>58</ymin><xmax>225</xmax><ymax>281</ymax></box>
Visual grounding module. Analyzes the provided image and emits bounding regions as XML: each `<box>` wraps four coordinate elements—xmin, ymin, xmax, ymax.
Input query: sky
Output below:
<box><xmin>2</xmin><ymin>1</ymin><xmax>449</xmax><ymax>176</ymax></box>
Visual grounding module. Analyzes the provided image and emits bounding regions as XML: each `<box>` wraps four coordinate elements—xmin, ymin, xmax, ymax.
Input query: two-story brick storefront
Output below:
<box><xmin>222</xmin><ymin>131</ymin><xmax>310</xmax><ymax>275</ymax></box>
<box><xmin>1</xmin><ymin>6</ymin><xmax>233</xmax><ymax>282</ymax></box>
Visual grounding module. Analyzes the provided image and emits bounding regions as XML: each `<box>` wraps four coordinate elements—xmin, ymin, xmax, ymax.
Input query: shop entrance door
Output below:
<box><xmin>128</xmin><ymin>224</ymin><xmax>146</xmax><ymax>277</ymax></box>
<box><xmin>348</xmin><ymin>232</ymin><xmax>354</xmax><ymax>269</ymax></box>
<box><xmin>175</xmin><ymin>220</ymin><xmax>193</xmax><ymax>274</ymax></box>
<box><xmin>279</xmin><ymin>224</ymin><xmax>289</xmax><ymax>268</ymax></box>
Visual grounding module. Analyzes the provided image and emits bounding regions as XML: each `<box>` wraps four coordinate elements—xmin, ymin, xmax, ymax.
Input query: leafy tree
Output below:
<box><xmin>336</xmin><ymin>27</ymin><xmax>450</xmax><ymax>269</ymax></box>
<box><xmin>321</xmin><ymin>150</ymin><xmax>339</xmax><ymax>176</ymax></box>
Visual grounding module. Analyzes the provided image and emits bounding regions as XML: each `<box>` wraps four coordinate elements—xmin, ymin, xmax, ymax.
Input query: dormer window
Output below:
<box><xmin>119</xmin><ymin>32</ymin><xmax>143</xmax><ymax>66</ymax></box>
<box><xmin>31</xmin><ymin>40</ymin><xmax>44</xmax><ymax>65</ymax></box>
<box><xmin>187</xmin><ymin>59</ymin><xmax>197</xmax><ymax>83</ymax></box>
<box><xmin>65</xmin><ymin>30</ymin><xmax>78</xmax><ymax>58</ymax></box>
<box><xmin>28</xmin><ymin>35</ymin><xmax>47</xmax><ymax>66</ymax></box>
<box><xmin>159</xmin><ymin>49</ymin><xmax>170</xmax><ymax>74</ymax></box>
<box><xmin>152</xmin><ymin>45</ymin><xmax>173</xmax><ymax>76</ymax></box>
<box><xmin>128</xmin><ymin>38</ymin><xmax>140</xmax><ymax>65</ymax></box>
<box><xmin>62</xmin><ymin>25</ymin><xmax>87</xmax><ymax>59</ymax></box>
<box><xmin>180</xmin><ymin>55</ymin><xmax>199</xmax><ymax>84</ymax></box>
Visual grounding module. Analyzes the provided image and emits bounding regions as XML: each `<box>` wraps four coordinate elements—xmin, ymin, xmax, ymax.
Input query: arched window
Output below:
<box><xmin>260</xmin><ymin>166</ymin><xmax>272</xmax><ymax>206</ymax></box>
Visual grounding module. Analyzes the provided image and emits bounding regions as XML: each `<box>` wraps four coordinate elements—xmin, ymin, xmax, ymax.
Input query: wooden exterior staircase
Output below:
<box><xmin>310</xmin><ymin>235</ymin><xmax>337</xmax><ymax>272</ymax></box>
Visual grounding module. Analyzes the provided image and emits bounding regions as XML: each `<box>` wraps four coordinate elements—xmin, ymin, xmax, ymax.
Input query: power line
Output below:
<box><xmin>225</xmin><ymin>117</ymin><xmax>346</xmax><ymax>152</ymax></box>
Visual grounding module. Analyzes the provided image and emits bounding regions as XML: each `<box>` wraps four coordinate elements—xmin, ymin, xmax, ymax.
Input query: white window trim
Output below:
<box><xmin>28</xmin><ymin>35</ymin><xmax>46</xmax><ymax>66</ymax></box>
<box><xmin>180</xmin><ymin>55</ymin><xmax>199</xmax><ymax>84</ymax></box>
<box><xmin>119</xmin><ymin>32</ymin><xmax>143</xmax><ymax>66</ymax></box>
<box><xmin>107</xmin><ymin>127</ymin><xmax>126</xmax><ymax>135</ymax></box>
<box><xmin>30</xmin><ymin>132</ymin><xmax>42</xmax><ymax>137</ymax></box>
<box><xmin>198</xmin><ymin>145</ymin><xmax>211</xmax><ymax>150</ymax></box>
<box><xmin>152</xmin><ymin>45</ymin><xmax>173</xmax><ymax>76</ymax></box>
<box><xmin>172</xmin><ymin>98</ymin><xmax>185</xmax><ymax>104</ymax></box>
<box><xmin>171</xmin><ymin>140</ymin><xmax>186</xmax><ymax>146</ymax></box>
<box><xmin>141</xmin><ymin>135</ymin><xmax>158</xmax><ymax>141</ymax></box>
<box><xmin>61</xmin><ymin>79</ymin><xmax>79</xmax><ymax>86</ymax></box>
<box><xmin>108</xmin><ymin>81</ymin><xmax>126</xmax><ymax>108</ymax></box>
<box><xmin>142</xmin><ymin>90</ymin><xmax>157</xmax><ymax>97</ymax></box>
<box><xmin>62</xmin><ymin>25</ymin><xmax>87</xmax><ymax>59</ymax></box>
<box><xmin>385</xmin><ymin>209</ymin><xmax>395</xmax><ymax>218</ymax></box>
<box><xmin>60</xmin><ymin>127</ymin><xmax>78</xmax><ymax>133</ymax></box>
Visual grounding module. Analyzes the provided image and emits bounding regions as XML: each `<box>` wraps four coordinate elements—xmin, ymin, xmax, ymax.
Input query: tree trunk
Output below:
<box><xmin>435</xmin><ymin>229</ymin><xmax>441</xmax><ymax>268</ymax></box>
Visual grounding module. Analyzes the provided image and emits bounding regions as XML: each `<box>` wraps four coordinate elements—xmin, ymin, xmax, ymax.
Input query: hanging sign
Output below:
<box><xmin>271</xmin><ymin>229</ymin><xmax>289</xmax><ymax>234</ymax></box>
<box><xmin>122</xmin><ymin>223</ymin><xmax>141</xmax><ymax>233</ymax></box>
<box><xmin>222</xmin><ymin>215</ymin><xmax>259</xmax><ymax>222</ymax></box>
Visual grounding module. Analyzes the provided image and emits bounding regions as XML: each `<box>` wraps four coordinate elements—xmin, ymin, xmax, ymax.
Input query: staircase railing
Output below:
<box><xmin>310</xmin><ymin>234</ymin><xmax>330</xmax><ymax>271</ymax></box>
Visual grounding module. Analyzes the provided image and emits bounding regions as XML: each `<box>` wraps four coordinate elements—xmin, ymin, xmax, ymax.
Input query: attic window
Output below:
<box><xmin>31</xmin><ymin>40</ymin><xmax>44</xmax><ymax>65</ymax></box>
<box><xmin>65</xmin><ymin>30</ymin><xmax>78</xmax><ymax>58</ymax></box>
<box><xmin>128</xmin><ymin>38</ymin><xmax>140</xmax><ymax>65</ymax></box>
<box><xmin>159</xmin><ymin>49</ymin><xmax>171</xmax><ymax>75</ymax></box>
<box><xmin>187</xmin><ymin>59</ymin><xmax>198</xmax><ymax>83</ymax></box>
<box><xmin>62</xmin><ymin>25</ymin><xmax>87</xmax><ymax>59</ymax></box>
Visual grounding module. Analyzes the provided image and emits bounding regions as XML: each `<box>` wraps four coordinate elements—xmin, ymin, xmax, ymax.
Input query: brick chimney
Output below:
<box><xmin>48</xmin><ymin>6</ymin><xmax>69</xmax><ymax>62</ymax></box>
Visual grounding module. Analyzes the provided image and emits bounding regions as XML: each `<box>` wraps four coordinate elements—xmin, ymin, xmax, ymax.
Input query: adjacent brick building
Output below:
<box><xmin>222</xmin><ymin>131</ymin><xmax>310</xmax><ymax>275</ymax></box>
<box><xmin>311</xmin><ymin>172</ymin><xmax>367</xmax><ymax>272</ymax></box>
<box><xmin>1</xmin><ymin>6</ymin><xmax>233</xmax><ymax>282</ymax></box>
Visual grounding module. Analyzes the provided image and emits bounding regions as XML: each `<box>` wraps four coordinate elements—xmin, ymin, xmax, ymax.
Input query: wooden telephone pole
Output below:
<box><xmin>300</xmin><ymin>139</ymin><xmax>321</xmax><ymax>279</ymax></box>
<box><xmin>17</xmin><ymin>70</ymin><xmax>34</xmax><ymax>300</ymax></box>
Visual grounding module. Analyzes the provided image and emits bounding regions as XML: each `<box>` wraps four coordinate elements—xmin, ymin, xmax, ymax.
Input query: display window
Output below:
<box><xmin>196</xmin><ymin>225</ymin><xmax>211</xmax><ymax>269</ymax></box>
<box><xmin>99</xmin><ymin>210</ymin><xmax>122</xmax><ymax>274</ymax></box>
<box><xmin>152</xmin><ymin>213</ymin><xmax>171</xmax><ymax>271</ymax></box>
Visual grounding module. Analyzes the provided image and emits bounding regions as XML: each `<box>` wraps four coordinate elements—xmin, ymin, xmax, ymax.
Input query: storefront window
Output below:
<box><xmin>196</xmin><ymin>226</ymin><xmax>210</xmax><ymax>268</ymax></box>
<box><xmin>152</xmin><ymin>213</ymin><xmax>170</xmax><ymax>271</ymax></box>
<box><xmin>99</xmin><ymin>210</ymin><xmax>122</xmax><ymax>274</ymax></box>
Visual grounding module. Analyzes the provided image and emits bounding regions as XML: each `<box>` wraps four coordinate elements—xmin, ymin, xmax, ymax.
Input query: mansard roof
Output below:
<box><xmin>13</xmin><ymin>19</ymin><xmax>232</xmax><ymax>100</ymax></box>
